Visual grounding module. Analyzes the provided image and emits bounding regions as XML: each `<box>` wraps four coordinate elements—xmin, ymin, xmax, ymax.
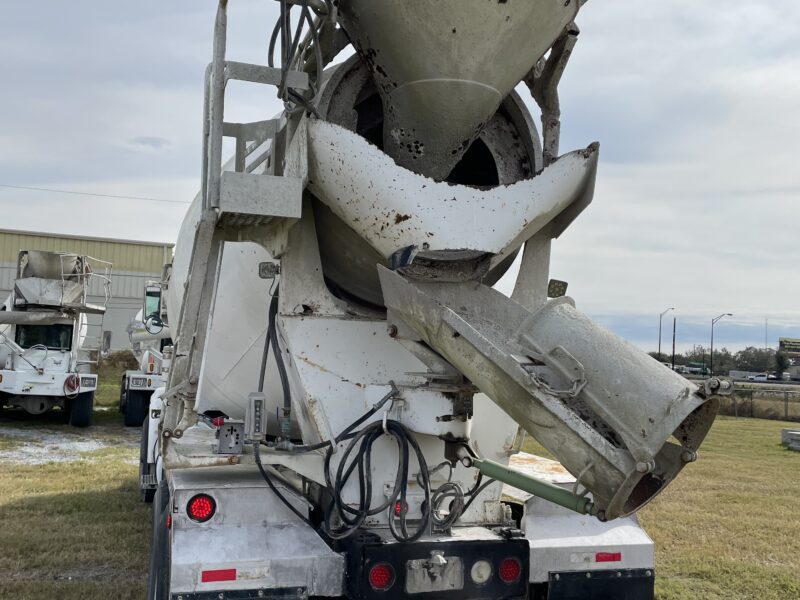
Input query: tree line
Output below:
<box><xmin>649</xmin><ymin>345</ymin><xmax>791</xmax><ymax>376</ymax></box>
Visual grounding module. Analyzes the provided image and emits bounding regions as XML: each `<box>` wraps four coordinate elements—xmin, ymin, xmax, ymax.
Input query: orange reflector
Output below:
<box><xmin>201</xmin><ymin>568</ymin><xmax>237</xmax><ymax>583</ymax></box>
<box><xmin>595</xmin><ymin>552</ymin><xmax>622</xmax><ymax>563</ymax></box>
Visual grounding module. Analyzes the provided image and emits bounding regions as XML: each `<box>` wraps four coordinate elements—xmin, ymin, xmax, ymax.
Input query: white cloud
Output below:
<box><xmin>0</xmin><ymin>0</ymin><xmax>798</xmax><ymax>349</ymax></box>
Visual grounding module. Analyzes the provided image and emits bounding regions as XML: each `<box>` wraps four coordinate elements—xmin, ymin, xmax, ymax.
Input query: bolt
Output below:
<box><xmin>387</xmin><ymin>325</ymin><xmax>398</xmax><ymax>338</ymax></box>
<box><xmin>163</xmin><ymin>429</ymin><xmax>172</xmax><ymax>438</ymax></box>
<box><xmin>173</xmin><ymin>429</ymin><xmax>184</xmax><ymax>439</ymax></box>
<box><xmin>646</xmin><ymin>570</ymin><xmax>652</xmax><ymax>577</ymax></box>
<box><xmin>219</xmin><ymin>594</ymin><xmax>224</xmax><ymax>599</ymax></box>
<box><xmin>258</xmin><ymin>592</ymin><xmax>264</xmax><ymax>598</ymax></box>
<box><xmin>586</xmin><ymin>572</ymin><xmax>591</xmax><ymax>578</ymax></box>
<box><xmin>681</xmin><ymin>450</ymin><xmax>698</xmax><ymax>463</ymax></box>
<box><xmin>636</xmin><ymin>460</ymin><xmax>654</xmax><ymax>473</ymax></box>
<box><xmin>554</xmin><ymin>574</ymin><xmax>560</xmax><ymax>581</ymax></box>
<box><xmin>617</xmin><ymin>572</ymin><xmax>622</xmax><ymax>577</ymax></box>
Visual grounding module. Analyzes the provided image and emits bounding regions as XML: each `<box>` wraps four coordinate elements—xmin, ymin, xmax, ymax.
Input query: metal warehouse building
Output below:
<box><xmin>0</xmin><ymin>228</ymin><xmax>173</xmax><ymax>352</ymax></box>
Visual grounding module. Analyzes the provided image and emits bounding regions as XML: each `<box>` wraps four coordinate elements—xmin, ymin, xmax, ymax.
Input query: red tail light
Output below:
<box><xmin>65</xmin><ymin>374</ymin><xmax>80</xmax><ymax>392</ymax></box>
<box><xmin>498</xmin><ymin>557</ymin><xmax>522</xmax><ymax>583</ymax></box>
<box><xmin>187</xmin><ymin>494</ymin><xmax>216</xmax><ymax>523</ymax></box>
<box><xmin>368</xmin><ymin>563</ymin><xmax>395</xmax><ymax>591</ymax></box>
<box><xmin>201</xmin><ymin>568</ymin><xmax>237</xmax><ymax>583</ymax></box>
<box><xmin>393</xmin><ymin>501</ymin><xmax>408</xmax><ymax>516</ymax></box>
<box><xmin>166</xmin><ymin>514</ymin><xmax>172</xmax><ymax>529</ymax></box>
<box><xmin>596</xmin><ymin>552</ymin><xmax>622</xmax><ymax>563</ymax></box>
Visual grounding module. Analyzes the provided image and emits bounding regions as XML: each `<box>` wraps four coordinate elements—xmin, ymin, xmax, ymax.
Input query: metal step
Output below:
<box><xmin>140</xmin><ymin>472</ymin><xmax>157</xmax><ymax>489</ymax></box>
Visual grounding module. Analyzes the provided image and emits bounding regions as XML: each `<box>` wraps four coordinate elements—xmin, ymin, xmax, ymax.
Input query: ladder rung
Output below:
<box><xmin>224</xmin><ymin>61</ymin><xmax>309</xmax><ymax>90</ymax></box>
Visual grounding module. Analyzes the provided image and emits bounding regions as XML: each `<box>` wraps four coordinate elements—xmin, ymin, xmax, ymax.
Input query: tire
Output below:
<box><xmin>124</xmin><ymin>390</ymin><xmax>149</xmax><ymax>427</ymax></box>
<box><xmin>147</xmin><ymin>480</ymin><xmax>171</xmax><ymax>600</ymax></box>
<box><xmin>119</xmin><ymin>375</ymin><xmax>128</xmax><ymax>414</ymax></box>
<box><xmin>140</xmin><ymin>421</ymin><xmax>156</xmax><ymax>503</ymax></box>
<box><xmin>68</xmin><ymin>391</ymin><xmax>93</xmax><ymax>427</ymax></box>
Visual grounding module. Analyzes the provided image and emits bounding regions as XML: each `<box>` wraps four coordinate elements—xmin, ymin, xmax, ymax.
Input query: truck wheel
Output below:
<box><xmin>147</xmin><ymin>480</ymin><xmax>171</xmax><ymax>600</ymax></box>
<box><xmin>124</xmin><ymin>391</ymin><xmax>149</xmax><ymax>427</ymax></box>
<box><xmin>68</xmin><ymin>392</ymin><xmax>94</xmax><ymax>427</ymax></box>
<box><xmin>119</xmin><ymin>375</ymin><xmax>128</xmax><ymax>414</ymax></box>
<box><xmin>140</xmin><ymin>422</ymin><xmax>156</xmax><ymax>503</ymax></box>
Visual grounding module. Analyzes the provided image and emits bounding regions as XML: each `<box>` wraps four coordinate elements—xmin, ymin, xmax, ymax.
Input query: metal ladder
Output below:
<box><xmin>61</xmin><ymin>254</ymin><xmax>113</xmax><ymax>371</ymax></box>
<box><xmin>162</xmin><ymin>0</ymin><xmax>307</xmax><ymax>439</ymax></box>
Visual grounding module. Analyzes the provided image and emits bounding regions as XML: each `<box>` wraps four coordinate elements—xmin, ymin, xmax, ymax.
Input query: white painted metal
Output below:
<box><xmin>502</xmin><ymin>452</ymin><xmax>654</xmax><ymax>582</ymax></box>
<box><xmin>307</xmin><ymin>120</ymin><xmax>598</xmax><ymax>266</ymax></box>
<box><xmin>169</xmin><ymin>466</ymin><xmax>344</xmax><ymax>596</ymax></box>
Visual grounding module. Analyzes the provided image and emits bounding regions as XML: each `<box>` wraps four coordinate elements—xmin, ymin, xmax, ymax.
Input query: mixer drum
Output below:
<box><xmin>337</xmin><ymin>0</ymin><xmax>579</xmax><ymax>179</ymax></box>
<box><xmin>313</xmin><ymin>58</ymin><xmax>543</xmax><ymax>307</ymax></box>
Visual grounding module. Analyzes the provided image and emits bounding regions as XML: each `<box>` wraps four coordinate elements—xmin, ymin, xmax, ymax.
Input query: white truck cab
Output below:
<box><xmin>0</xmin><ymin>250</ymin><xmax>111</xmax><ymax>426</ymax></box>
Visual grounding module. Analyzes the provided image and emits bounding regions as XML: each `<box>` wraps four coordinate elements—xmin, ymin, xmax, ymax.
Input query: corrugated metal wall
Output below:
<box><xmin>0</xmin><ymin>229</ymin><xmax>171</xmax><ymax>273</ymax></box>
<box><xmin>0</xmin><ymin>230</ymin><xmax>173</xmax><ymax>351</ymax></box>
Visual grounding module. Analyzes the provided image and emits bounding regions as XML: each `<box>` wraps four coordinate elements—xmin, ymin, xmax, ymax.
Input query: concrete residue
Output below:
<box><xmin>0</xmin><ymin>424</ymin><xmax>138</xmax><ymax>465</ymax></box>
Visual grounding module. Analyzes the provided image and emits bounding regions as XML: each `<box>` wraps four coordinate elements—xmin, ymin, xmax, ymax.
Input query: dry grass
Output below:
<box><xmin>0</xmin><ymin>411</ymin><xmax>149</xmax><ymax>599</ymax></box>
<box><xmin>95</xmin><ymin>362</ymin><xmax>126</xmax><ymax>408</ymax></box>
<box><xmin>525</xmin><ymin>416</ymin><xmax>800</xmax><ymax>599</ymax></box>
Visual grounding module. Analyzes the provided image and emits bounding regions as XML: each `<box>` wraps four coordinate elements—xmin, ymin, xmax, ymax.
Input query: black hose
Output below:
<box><xmin>254</xmin><ymin>443</ymin><xmax>312</xmax><ymax>527</ymax></box>
<box><xmin>322</xmin><ymin>418</ymin><xmax>432</xmax><ymax>543</ymax></box>
<box><xmin>462</xmin><ymin>477</ymin><xmax>497</xmax><ymax>514</ymax></box>
<box><xmin>256</xmin><ymin>300</ymin><xmax>273</xmax><ymax>395</ymax></box>
<box><xmin>253</xmin><ymin>285</ymin><xmax>313</xmax><ymax>528</ymax></box>
<box><xmin>267</xmin><ymin>290</ymin><xmax>292</xmax><ymax>412</ymax></box>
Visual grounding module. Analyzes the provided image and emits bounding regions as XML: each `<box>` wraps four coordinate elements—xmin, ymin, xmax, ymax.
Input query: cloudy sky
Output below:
<box><xmin>1</xmin><ymin>1</ymin><xmax>798</xmax><ymax>352</ymax></box>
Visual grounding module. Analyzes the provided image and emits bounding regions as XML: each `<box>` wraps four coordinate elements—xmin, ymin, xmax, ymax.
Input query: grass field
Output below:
<box><xmin>1</xmin><ymin>391</ymin><xmax>799</xmax><ymax>599</ymax></box>
<box><xmin>525</xmin><ymin>417</ymin><xmax>800</xmax><ymax>599</ymax></box>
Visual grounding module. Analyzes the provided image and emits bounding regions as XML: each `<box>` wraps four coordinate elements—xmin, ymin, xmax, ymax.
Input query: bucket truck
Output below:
<box><xmin>141</xmin><ymin>2</ymin><xmax>729</xmax><ymax>599</ymax></box>
<box><xmin>0</xmin><ymin>250</ymin><xmax>111</xmax><ymax>426</ymax></box>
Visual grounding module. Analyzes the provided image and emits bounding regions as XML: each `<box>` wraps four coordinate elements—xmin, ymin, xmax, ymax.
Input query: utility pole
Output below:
<box><xmin>710</xmin><ymin>313</ymin><xmax>733</xmax><ymax>377</ymax></box>
<box><xmin>658</xmin><ymin>307</ymin><xmax>675</xmax><ymax>361</ymax></box>
<box><xmin>671</xmin><ymin>316</ymin><xmax>676</xmax><ymax>371</ymax></box>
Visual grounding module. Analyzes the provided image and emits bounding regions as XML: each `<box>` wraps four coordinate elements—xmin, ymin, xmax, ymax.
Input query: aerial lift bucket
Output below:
<box><xmin>378</xmin><ymin>267</ymin><xmax>719</xmax><ymax>521</ymax></box>
<box><xmin>337</xmin><ymin>0</ymin><xmax>581</xmax><ymax>179</ymax></box>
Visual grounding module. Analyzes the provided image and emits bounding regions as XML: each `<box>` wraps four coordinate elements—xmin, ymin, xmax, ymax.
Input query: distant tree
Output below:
<box><xmin>733</xmin><ymin>347</ymin><xmax>775</xmax><ymax>373</ymax></box>
<box><xmin>775</xmin><ymin>351</ymin><xmax>790</xmax><ymax>376</ymax></box>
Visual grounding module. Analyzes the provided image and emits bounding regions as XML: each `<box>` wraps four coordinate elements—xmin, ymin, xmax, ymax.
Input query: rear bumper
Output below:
<box><xmin>337</xmin><ymin>527</ymin><xmax>529</xmax><ymax>600</ymax></box>
<box><xmin>0</xmin><ymin>370</ymin><xmax>96</xmax><ymax>396</ymax></box>
<box><xmin>125</xmin><ymin>370</ymin><xmax>167</xmax><ymax>392</ymax></box>
<box><xmin>171</xmin><ymin>589</ymin><xmax>306</xmax><ymax>600</ymax></box>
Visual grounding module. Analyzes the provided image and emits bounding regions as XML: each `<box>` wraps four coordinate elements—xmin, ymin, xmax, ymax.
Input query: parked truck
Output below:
<box><xmin>140</xmin><ymin>2</ymin><xmax>729</xmax><ymax>599</ymax></box>
<box><xmin>119</xmin><ymin>280</ymin><xmax>173</xmax><ymax>427</ymax></box>
<box><xmin>0</xmin><ymin>250</ymin><xmax>111</xmax><ymax>426</ymax></box>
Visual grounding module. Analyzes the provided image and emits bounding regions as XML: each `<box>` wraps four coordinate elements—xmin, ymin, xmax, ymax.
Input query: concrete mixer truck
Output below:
<box><xmin>141</xmin><ymin>2</ymin><xmax>730</xmax><ymax>599</ymax></box>
<box><xmin>0</xmin><ymin>250</ymin><xmax>111</xmax><ymax>426</ymax></box>
<box><xmin>120</xmin><ymin>279</ymin><xmax>173</xmax><ymax>427</ymax></box>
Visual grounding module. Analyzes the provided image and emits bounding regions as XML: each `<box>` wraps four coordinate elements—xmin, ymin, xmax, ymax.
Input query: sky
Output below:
<box><xmin>0</xmin><ymin>1</ymin><xmax>798</xmax><ymax>352</ymax></box>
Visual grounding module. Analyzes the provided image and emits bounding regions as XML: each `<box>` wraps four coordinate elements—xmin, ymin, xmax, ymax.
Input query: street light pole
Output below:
<box><xmin>710</xmin><ymin>313</ymin><xmax>733</xmax><ymax>376</ymax></box>
<box><xmin>658</xmin><ymin>307</ymin><xmax>675</xmax><ymax>361</ymax></box>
